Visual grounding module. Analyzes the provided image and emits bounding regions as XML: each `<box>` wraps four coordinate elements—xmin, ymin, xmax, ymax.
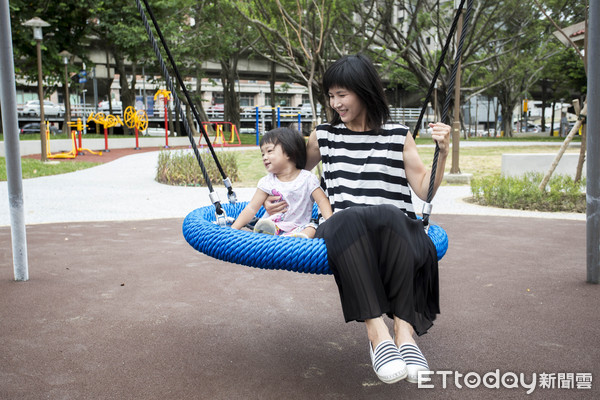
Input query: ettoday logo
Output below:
<box><xmin>418</xmin><ymin>370</ymin><xmax>593</xmax><ymax>394</ymax></box>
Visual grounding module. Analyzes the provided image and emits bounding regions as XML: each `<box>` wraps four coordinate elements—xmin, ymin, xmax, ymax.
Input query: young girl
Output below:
<box><xmin>231</xmin><ymin>127</ymin><xmax>332</xmax><ymax>238</ymax></box>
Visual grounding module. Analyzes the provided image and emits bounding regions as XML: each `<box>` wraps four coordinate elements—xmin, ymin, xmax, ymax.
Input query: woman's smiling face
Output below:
<box><xmin>328</xmin><ymin>86</ymin><xmax>367</xmax><ymax>131</ymax></box>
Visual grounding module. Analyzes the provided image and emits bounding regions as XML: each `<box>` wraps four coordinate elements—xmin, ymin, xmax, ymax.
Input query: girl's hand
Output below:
<box><xmin>264</xmin><ymin>195</ymin><xmax>288</xmax><ymax>215</ymax></box>
<box><xmin>429</xmin><ymin>122</ymin><xmax>451</xmax><ymax>156</ymax></box>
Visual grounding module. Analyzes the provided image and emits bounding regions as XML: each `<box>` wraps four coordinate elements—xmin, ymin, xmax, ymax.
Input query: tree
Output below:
<box><xmin>91</xmin><ymin>0</ymin><xmax>163</xmax><ymax>134</ymax></box>
<box><xmin>234</xmin><ymin>0</ymin><xmax>362</xmax><ymax>126</ymax></box>
<box><xmin>10</xmin><ymin>0</ymin><xmax>93</xmax><ymax>89</ymax></box>
<box><xmin>157</xmin><ymin>0</ymin><xmax>256</xmax><ymax>129</ymax></box>
<box><xmin>473</xmin><ymin>0</ymin><xmax>587</xmax><ymax>136</ymax></box>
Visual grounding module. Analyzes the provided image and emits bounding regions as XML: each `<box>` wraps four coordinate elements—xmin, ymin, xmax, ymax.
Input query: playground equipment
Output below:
<box><xmin>46</xmin><ymin>119</ymin><xmax>101</xmax><ymax>159</ymax></box>
<box><xmin>253</xmin><ymin>106</ymin><xmax>302</xmax><ymax>145</ymax></box>
<box><xmin>87</xmin><ymin>111</ymin><xmax>125</xmax><ymax>152</ymax></box>
<box><xmin>154</xmin><ymin>89</ymin><xmax>171</xmax><ymax>148</ymax></box>
<box><xmin>123</xmin><ymin>106</ymin><xmax>148</xmax><ymax>150</ymax></box>
<box><xmin>202</xmin><ymin>121</ymin><xmax>241</xmax><ymax>147</ymax></box>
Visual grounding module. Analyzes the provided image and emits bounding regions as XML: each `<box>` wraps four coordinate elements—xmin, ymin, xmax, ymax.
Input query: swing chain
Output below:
<box><xmin>223</xmin><ymin>178</ymin><xmax>237</xmax><ymax>203</ymax></box>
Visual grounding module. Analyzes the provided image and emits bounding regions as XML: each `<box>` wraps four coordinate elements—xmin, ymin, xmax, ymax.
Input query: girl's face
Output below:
<box><xmin>328</xmin><ymin>86</ymin><xmax>367</xmax><ymax>130</ymax></box>
<box><xmin>260</xmin><ymin>142</ymin><xmax>290</xmax><ymax>175</ymax></box>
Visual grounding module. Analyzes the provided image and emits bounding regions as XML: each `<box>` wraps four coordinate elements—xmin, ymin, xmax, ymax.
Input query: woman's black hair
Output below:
<box><xmin>259</xmin><ymin>127</ymin><xmax>307</xmax><ymax>169</ymax></box>
<box><xmin>322</xmin><ymin>54</ymin><xmax>390</xmax><ymax>131</ymax></box>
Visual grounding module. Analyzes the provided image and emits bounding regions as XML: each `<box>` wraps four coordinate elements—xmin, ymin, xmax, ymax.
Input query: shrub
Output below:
<box><xmin>156</xmin><ymin>150</ymin><xmax>239</xmax><ymax>186</ymax></box>
<box><xmin>470</xmin><ymin>172</ymin><xmax>586</xmax><ymax>213</ymax></box>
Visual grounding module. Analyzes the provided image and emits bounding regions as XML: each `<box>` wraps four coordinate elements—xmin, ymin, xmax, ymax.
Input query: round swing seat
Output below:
<box><xmin>182</xmin><ymin>202</ymin><xmax>448</xmax><ymax>275</ymax></box>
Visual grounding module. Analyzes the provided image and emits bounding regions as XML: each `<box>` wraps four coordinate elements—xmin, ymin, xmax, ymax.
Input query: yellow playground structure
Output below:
<box><xmin>87</xmin><ymin>106</ymin><xmax>148</xmax><ymax>150</ymax></box>
<box><xmin>202</xmin><ymin>121</ymin><xmax>241</xmax><ymax>147</ymax></box>
<box><xmin>46</xmin><ymin>119</ymin><xmax>102</xmax><ymax>159</ymax></box>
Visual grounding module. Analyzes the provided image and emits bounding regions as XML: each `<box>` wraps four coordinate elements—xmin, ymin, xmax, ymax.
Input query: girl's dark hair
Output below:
<box><xmin>322</xmin><ymin>54</ymin><xmax>390</xmax><ymax>131</ymax></box>
<box><xmin>259</xmin><ymin>127</ymin><xmax>307</xmax><ymax>169</ymax></box>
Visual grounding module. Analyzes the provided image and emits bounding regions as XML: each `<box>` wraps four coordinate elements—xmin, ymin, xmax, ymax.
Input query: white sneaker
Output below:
<box><xmin>398</xmin><ymin>342</ymin><xmax>430</xmax><ymax>383</ymax></box>
<box><xmin>370</xmin><ymin>340</ymin><xmax>407</xmax><ymax>384</ymax></box>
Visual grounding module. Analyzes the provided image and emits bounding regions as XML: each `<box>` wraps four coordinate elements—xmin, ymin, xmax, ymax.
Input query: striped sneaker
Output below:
<box><xmin>398</xmin><ymin>342</ymin><xmax>430</xmax><ymax>383</ymax></box>
<box><xmin>369</xmin><ymin>340</ymin><xmax>407</xmax><ymax>384</ymax></box>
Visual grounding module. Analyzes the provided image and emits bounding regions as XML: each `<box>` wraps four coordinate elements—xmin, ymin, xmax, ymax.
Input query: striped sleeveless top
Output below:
<box><xmin>315</xmin><ymin>122</ymin><xmax>416</xmax><ymax>219</ymax></box>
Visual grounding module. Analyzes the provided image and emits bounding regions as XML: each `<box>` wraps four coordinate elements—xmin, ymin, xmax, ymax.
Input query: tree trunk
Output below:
<box><xmin>220</xmin><ymin>55</ymin><xmax>240</xmax><ymax>129</ymax></box>
<box><xmin>270</xmin><ymin>61</ymin><xmax>276</xmax><ymax>128</ymax></box>
<box><xmin>539</xmin><ymin>101</ymin><xmax>586</xmax><ymax>190</ymax></box>
<box><xmin>105</xmin><ymin>49</ymin><xmax>114</xmax><ymax>135</ymax></box>
<box><xmin>194</xmin><ymin>68</ymin><xmax>209</xmax><ymax>123</ymax></box>
<box><xmin>540</xmin><ymin>79</ymin><xmax>547</xmax><ymax>132</ymax></box>
<box><xmin>575</xmin><ymin>121</ymin><xmax>587</xmax><ymax>183</ymax></box>
<box><xmin>114</xmin><ymin>53</ymin><xmax>136</xmax><ymax>135</ymax></box>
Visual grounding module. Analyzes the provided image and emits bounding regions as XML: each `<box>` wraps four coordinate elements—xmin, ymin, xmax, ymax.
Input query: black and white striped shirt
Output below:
<box><xmin>316</xmin><ymin>122</ymin><xmax>416</xmax><ymax>219</ymax></box>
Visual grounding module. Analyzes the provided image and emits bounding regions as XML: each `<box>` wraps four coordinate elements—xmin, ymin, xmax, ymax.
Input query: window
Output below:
<box><xmin>265</xmin><ymin>94</ymin><xmax>292</xmax><ymax>106</ymax></box>
<box><xmin>212</xmin><ymin>93</ymin><xmax>224</xmax><ymax>105</ymax></box>
<box><xmin>240</xmin><ymin>94</ymin><xmax>255</xmax><ymax>107</ymax></box>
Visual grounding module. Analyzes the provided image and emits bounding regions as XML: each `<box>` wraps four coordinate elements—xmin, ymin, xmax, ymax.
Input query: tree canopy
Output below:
<box><xmin>9</xmin><ymin>0</ymin><xmax>587</xmax><ymax>133</ymax></box>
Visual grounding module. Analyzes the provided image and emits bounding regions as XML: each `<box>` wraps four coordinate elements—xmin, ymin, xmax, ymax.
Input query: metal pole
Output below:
<box><xmin>255</xmin><ymin>106</ymin><xmax>259</xmax><ymax>146</ymax></box>
<box><xmin>277</xmin><ymin>106</ymin><xmax>281</xmax><ymax>128</ymax></box>
<box><xmin>143</xmin><ymin>66</ymin><xmax>148</xmax><ymax>112</ymax></box>
<box><xmin>36</xmin><ymin>39</ymin><xmax>47</xmax><ymax>162</ymax></box>
<box><xmin>587</xmin><ymin>1</ymin><xmax>599</xmax><ymax>284</ymax></box>
<box><xmin>0</xmin><ymin>0</ymin><xmax>29</xmax><ymax>281</ymax></box>
<box><xmin>82</xmin><ymin>89</ymin><xmax>87</xmax><ymax>135</ymax></box>
<box><xmin>63</xmin><ymin>62</ymin><xmax>71</xmax><ymax>128</ymax></box>
<box><xmin>92</xmin><ymin>67</ymin><xmax>98</xmax><ymax>114</ymax></box>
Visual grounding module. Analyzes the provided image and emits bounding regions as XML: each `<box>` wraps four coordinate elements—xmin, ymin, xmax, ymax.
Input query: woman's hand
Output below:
<box><xmin>264</xmin><ymin>195</ymin><xmax>288</xmax><ymax>215</ymax></box>
<box><xmin>429</xmin><ymin>122</ymin><xmax>451</xmax><ymax>156</ymax></box>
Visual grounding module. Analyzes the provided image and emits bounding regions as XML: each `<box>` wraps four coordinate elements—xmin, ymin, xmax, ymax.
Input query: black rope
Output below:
<box><xmin>136</xmin><ymin>0</ymin><xmax>234</xmax><ymax>213</ymax></box>
<box><xmin>413</xmin><ymin>0</ymin><xmax>467</xmax><ymax>138</ymax></box>
<box><xmin>414</xmin><ymin>0</ymin><xmax>473</xmax><ymax>227</ymax></box>
<box><xmin>140</xmin><ymin>0</ymin><xmax>236</xmax><ymax>204</ymax></box>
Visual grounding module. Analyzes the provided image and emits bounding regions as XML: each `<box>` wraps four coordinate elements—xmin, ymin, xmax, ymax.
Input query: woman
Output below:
<box><xmin>267</xmin><ymin>54</ymin><xmax>450</xmax><ymax>384</ymax></box>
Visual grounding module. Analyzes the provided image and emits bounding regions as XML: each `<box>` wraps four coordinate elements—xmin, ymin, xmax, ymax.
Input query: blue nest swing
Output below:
<box><xmin>182</xmin><ymin>202</ymin><xmax>448</xmax><ymax>275</ymax></box>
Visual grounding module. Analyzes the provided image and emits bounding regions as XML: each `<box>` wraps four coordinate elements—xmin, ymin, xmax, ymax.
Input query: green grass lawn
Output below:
<box><xmin>0</xmin><ymin>157</ymin><xmax>100</xmax><ymax>180</ymax></box>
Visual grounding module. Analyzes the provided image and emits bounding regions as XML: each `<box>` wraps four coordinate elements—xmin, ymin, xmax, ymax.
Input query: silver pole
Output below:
<box><xmin>0</xmin><ymin>0</ymin><xmax>29</xmax><ymax>281</ymax></box>
<box><xmin>588</xmin><ymin>1</ymin><xmax>599</xmax><ymax>284</ymax></box>
<box><xmin>92</xmin><ymin>67</ymin><xmax>98</xmax><ymax>114</ymax></box>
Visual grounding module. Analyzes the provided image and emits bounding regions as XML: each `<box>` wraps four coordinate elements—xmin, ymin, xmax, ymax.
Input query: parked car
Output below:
<box><xmin>19</xmin><ymin>100</ymin><xmax>64</xmax><ymax>117</ymax></box>
<box><xmin>513</xmin><ymin>121</ymin><xmax>541</xmax><ymax>133</ymax></box>
<box><xmin>98</xmin><ymin>100</ymin><xmax>122</xmax><ymax>114</ymax></box>
<box><xmin>20</xmin><ymin>122</ymin><xmax>60</xmax><ymax>135</ymax></box>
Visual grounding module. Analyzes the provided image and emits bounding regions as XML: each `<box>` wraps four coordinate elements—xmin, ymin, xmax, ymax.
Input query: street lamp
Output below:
<box><xmin>23</xmin><ymin>17</ymin><xmax>50</xmax><ymax>162</ymax></box>
<box><xmin>58</xmin><ymin>50</ymin><xmax>72</xmax><ymax>131</ymax></box>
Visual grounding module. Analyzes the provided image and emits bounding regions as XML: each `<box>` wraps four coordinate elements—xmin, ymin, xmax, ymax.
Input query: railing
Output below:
<box><xmin>20</xmin><ymin>104</ymin><xmax>425</xmax><ymax>131</ymax></box>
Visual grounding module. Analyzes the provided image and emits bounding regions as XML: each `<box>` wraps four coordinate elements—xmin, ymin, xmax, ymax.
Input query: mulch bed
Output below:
<box><xmin>23</xmin><ymin>145</ymin><xmax>191</xmax><ymax>164</ymax></box>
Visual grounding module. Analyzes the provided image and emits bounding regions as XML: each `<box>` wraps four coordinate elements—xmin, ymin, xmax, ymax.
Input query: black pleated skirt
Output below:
<box><xmin>315</xmin><ymin>204</ymin><xmax>440</xmax><ymax>336</ymax></box>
